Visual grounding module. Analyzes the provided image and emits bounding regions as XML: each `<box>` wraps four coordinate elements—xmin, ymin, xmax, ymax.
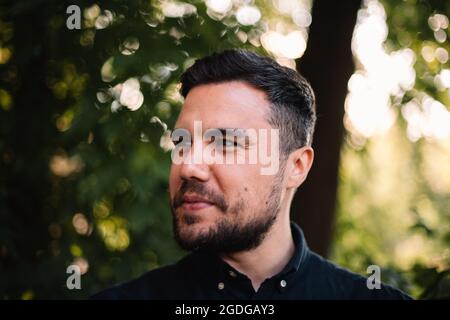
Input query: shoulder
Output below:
<box><xmin>90</xmin><ymin>253</ymin><xmax>197</xmax><ymax>300</ymax></box>
<box><xmin>90</xmin><ymin>264</ymin><xmax>176</xmax><ymax>300</ymax></box>
<box><xmin>301</xmin><ymin>251</ymin><xmax>413</xmax><ymax>300</ymax></box>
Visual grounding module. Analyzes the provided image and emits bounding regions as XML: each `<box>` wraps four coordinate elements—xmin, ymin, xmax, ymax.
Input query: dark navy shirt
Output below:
<box><xmin>92</xmin><ymin>223</ymin><xmax>412</xmax><ymax>300</ymax></box>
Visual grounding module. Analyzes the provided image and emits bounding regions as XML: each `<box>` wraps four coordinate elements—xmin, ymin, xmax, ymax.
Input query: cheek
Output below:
<box><xmin>214</xmin><ymin>165</ymin><xmax>271</xmax><ymax>201</ymax></box>
<box><xmin>249</xmin><ymin>175</ymin><xmax>280</xmax><ymax>201</ymax></box>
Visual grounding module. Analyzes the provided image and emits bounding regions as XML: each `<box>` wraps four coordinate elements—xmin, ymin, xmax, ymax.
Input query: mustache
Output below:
<box><xmin>172</xmin><ymin>179</ymin><xmax>228</xmax><ymax>213</ymax></box>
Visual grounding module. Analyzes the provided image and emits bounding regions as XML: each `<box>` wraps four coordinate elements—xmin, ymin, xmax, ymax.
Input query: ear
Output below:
<box><xmin>285</xmin><ymin>146</ymin><xmax>314</xmax><ymax>189</ymax></box>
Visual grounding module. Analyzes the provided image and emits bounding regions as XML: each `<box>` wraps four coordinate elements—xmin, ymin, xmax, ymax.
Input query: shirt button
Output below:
<box><xmin>280</xmin><ymin>280</ymin><xmax>287</xmax><ymax>288</ymax></box>
<box><xmin>228</xmin><ymin>270</ymin><xmax>237</xmax><ymax>278</ymax></box>
<box><xmin>218</xmin><ymin>282</ymin><xmax>225</xmax><ymax>290</ymax></box>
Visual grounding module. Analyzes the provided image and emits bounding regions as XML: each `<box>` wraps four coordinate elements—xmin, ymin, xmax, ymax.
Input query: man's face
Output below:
<box><xmin>169</xmin><ymin>81</ymin><xmax>285</xmax><ymax>253</ymax></box>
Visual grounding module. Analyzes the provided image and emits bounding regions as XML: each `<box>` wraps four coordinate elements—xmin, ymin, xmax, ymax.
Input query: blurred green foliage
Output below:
<box><xmin>332</xmin><ymin>0</ymin><xmax>450</xmax><ymax>299</ymax></box>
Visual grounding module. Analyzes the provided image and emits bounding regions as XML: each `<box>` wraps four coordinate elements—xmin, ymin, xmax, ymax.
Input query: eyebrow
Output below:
<box><xmin>215</xmin><ymin>128</ymin><xmax>247</xmax><ymax>138</ymax></box>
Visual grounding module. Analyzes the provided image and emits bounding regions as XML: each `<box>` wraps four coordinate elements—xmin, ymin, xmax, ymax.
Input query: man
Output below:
<box><xmin>93</xmin><ymin>49</ymin><xmax>411</xmax><ymax>299</ymax></box>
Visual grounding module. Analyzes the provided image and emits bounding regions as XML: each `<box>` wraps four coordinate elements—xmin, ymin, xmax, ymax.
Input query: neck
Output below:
<box><xmin>220</xmin><ymin>216</ymin><xmax>295</xmax><ymax>292</ymax></box>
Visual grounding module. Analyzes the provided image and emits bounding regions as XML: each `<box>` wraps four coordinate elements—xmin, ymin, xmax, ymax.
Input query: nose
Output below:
<box><xmin>178</xmin><ymin>145</ymin><xmax>211</xmax><ymax>182</ymax></box>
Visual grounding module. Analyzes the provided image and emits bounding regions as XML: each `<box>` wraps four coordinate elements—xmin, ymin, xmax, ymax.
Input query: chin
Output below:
<box><xmin>182</xmin><ymin>215</ymin><xmax>214</xmax><ymax>229</ymax></box>
<box><xmin>177</xmin><ymin>216</ymin><xmax>213</xmax><ymax>234</ymax></box>
<box><xmin>176</xmin><ymin>225</ymin><xmax>209</xmax><ymax>247</ymax></box>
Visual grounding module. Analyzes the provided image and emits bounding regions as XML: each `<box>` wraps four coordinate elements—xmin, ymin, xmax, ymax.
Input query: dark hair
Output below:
<box><xmin>180</xmin><ymin>49</ymin><xmax>316</xmax><ymax>156</ymax></box>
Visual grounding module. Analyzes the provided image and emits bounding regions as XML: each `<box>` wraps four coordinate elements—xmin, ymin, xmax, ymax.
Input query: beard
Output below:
<box><xmin>170</xmin><ymin>174</ymin><xmax>283</xmax><ymax>254</ymax></box>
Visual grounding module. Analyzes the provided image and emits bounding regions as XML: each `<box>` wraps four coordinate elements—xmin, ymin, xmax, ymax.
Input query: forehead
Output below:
<box><xmin>175</xmin><ymin>81</ymin><xmax>272</xmax><ymax>131</ymax></box>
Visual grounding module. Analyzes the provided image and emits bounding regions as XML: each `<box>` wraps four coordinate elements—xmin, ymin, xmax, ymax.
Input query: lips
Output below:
<box><xmin>181</xmin><ymin>194</ymin><xmax>215</xmax><ymax>211</ymax></box>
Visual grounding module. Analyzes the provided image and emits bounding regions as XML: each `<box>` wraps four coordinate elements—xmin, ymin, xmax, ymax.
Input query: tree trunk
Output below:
<box><xmin>294</xmin><ymin>0</ymin><xmax>361</xmax><ymax>257</ymax></box>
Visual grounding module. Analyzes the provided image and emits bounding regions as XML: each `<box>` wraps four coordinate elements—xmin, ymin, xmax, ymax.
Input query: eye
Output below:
<box><xmin>223</xmin><ymin>139</ymin><xmax>237</xmax><ymax>147</ymax></box>
<box><xmin>216</xmin><ymin>138</ymin><xmax>241</xmax><ymax>150</ymax></box>
<box><xmin>171</xmin><ymin>138</ymin><xmax>182</xmax><ymax>146</ymax></box>
<box><xmin>171</xmin><ymin>138</ymin><xmax>191</xmax><ymax>148</ymax></box>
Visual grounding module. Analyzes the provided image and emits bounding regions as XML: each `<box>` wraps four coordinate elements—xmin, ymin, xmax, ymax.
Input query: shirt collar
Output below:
<box><xmin>280</xmin><ymin>221</ymin><xmax>310</xmax><ymax>276</ymax></box>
